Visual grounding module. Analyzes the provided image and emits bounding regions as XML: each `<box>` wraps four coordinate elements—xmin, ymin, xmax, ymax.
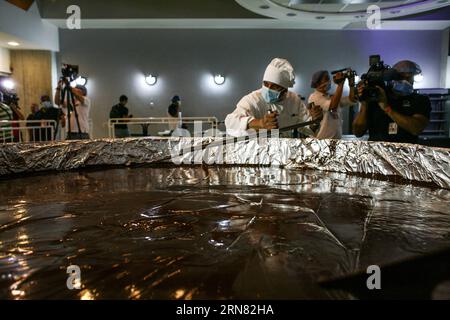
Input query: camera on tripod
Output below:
<box><xmin>359</xmin><ymin>55</ymin><xmax>402</xmax><ymax>102</ymax></box>
<box><xmin>61</xmin><ymin>64</ymin><xmax>79</xmax><ymax>83</ymax></box>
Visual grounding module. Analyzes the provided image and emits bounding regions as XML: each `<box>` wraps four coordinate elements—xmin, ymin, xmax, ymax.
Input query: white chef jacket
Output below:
<box><xmin>225</xmin><ymin>89</ymin><xmax>314</xmax><ymax>137</ymax></box>
<box><xmin>308</xmin><ymin>90</ymin><xmax>354</xmax><ymax>140</ymax></box>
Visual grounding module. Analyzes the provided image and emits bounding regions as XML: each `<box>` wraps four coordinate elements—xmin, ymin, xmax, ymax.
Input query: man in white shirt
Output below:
<box><xmin>308</xmin><ymin>70</ymin><xmax>357</xmax><ymax>140</ymax></box>
<box><xmin>225</xmin><ymin>58</ymin><xmax>321</xmax><ymax>137</ymax></box>
<box><xmin>55</xmin><ymin>83</ymin><xmax>91</xmax><ymax>140</ymax></box>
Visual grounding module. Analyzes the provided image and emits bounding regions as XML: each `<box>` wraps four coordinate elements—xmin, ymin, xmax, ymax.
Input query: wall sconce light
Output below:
<box><xmin>214</xmin><ymin>74</ymin><xmax>225</xmax><ymax>85</ymax></box>
<box><xmin>76</xmin><ymin>76</ymin><xmax>88</xmax><ymax>86</ymax></box>
<box><xmin>414</xmin><ymin>74</ymin><xmax>424</xmax><ymax>83</ymax></box>
<box><xmin>1</xmin><ymin>79</ymin><xmax>15</xmax><ymax>90</ymax></box>
<box><xmin>145</xmin><ymin>75</ymin><xmax>157</xmax><ymax>86</ymax></box>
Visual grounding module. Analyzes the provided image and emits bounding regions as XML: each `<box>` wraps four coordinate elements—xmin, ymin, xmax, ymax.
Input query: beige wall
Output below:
<box><xmin>0</xmin><ymin>48</ymin><xmax>11</xmax><ymax>74</ymax></box>
<box><xmin>10</xmin><ymin>50</ymin><xmax>53</xmax><ymax>115</ymax></box>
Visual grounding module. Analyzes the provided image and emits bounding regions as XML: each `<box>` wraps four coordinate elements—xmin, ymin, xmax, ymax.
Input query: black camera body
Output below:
<box><xmin>61</xmin><ymin>64</ymin><xmax>79</xmax><ymax>82</ymax></box>
<box><xmin>2</xmin><ymin>92</ymin><xmax>20</xmax><ymax>106</ymax></box>
<box><xmin>331</xmin><ymin>68</ymin><xmax>357</xmax><ymax>79</ymax></box>
<box><xmin>359</xmin><ymin>55</ymin><xmax>401</xmax><ymax>102</ymax></box>
<box><xmin>331</xmin><ymin>68</ymin><xmax>357</xmax><ymax>84</ymax></box>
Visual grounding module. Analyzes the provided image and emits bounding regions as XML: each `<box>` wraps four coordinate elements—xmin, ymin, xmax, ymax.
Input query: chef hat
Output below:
<box><xmin>311</xmin><ymin>70</ymin><xmax>329</xmax><ymax>89</ymax></box>
<box><xmin>263</xmin><ymin>58</ymin><xmax>296</xmax><ymax>89</ymax></box>
<box><xmin>393</xmin><ymin>60</ymin><xmax>422</xmax><ymax>75</ymax></box>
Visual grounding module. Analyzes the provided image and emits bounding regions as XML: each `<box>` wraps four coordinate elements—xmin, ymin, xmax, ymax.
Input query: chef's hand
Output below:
<box><xmin>250</xmin><ymin>112</ymin><xmax>278</xmax><ymax>130</ymax></box>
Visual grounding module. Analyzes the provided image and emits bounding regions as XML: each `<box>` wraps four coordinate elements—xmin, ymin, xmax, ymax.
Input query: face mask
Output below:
<box><xmin>392</xmin><ymin>80</ymin><xmax>414</xmax><ymax>96</ymax></box>
<box><xmin>261</xmin><ymin>86</ymin><xmax>282</xmax><ymax>104</ymax></box>
<box><xmin>42</xmin><ymin>101</ymin><xmax>53</xmax><ymax>109</ymax></box>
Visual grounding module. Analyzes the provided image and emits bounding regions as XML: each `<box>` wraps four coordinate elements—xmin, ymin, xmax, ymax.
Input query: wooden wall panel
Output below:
<box><xmin>10</xmin><ymin>50</ymin><xmax>52</xmax><ymax>116</ymax></box>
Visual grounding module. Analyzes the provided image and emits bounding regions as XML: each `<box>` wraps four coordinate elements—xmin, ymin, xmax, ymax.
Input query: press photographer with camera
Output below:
<box><xmin>54</xmin><ymin>67</ymin><xmax>91</xmax><ymax>140</ymax></box>
<box><xmin>0</xmin><ymin>92</ymin><xmax>13</xmax><ymax>143</ymax></box>
<box><xmin>0</xmin><ymin>77</ymin><xmax>25</xmax><ymax>142</ymax></box>
<box><xmin>308</xmin><ymin>69</ymin><xmax>357</xmax><ymax>139</ymax></box>
<box><xmin>353</xmin><ymin>59</ymin><xmax>431</xmax><ymax>144</ymax></box>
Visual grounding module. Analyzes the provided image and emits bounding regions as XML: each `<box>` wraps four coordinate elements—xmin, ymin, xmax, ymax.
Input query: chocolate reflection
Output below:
<box><xmin>0</xmin><ymin>166</ymin><xmax>449</xmax><ymax>299</ymax></box>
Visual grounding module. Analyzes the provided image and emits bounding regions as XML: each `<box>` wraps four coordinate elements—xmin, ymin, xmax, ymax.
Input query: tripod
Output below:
<box><xmin>60</xmin><ymin>78</ymin><xmax>83</xmax><ymax>140</ymax></box>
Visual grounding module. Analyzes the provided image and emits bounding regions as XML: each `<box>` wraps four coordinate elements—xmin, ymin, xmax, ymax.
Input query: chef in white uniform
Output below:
<box><xmin>225</xmin><ymin>58</ymin><xmax>321</xmax><ymax>137</ymax></box>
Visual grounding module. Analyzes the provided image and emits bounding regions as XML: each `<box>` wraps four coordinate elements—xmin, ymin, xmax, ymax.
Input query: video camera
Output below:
<box><xmin>1</xmin><ymin>91</ymin><xmax>20</xmax><ymax>106</ymax></box>
<box><xmin>331</xmin><ymin>68</ymin><xmax>357</xmax><ymax>81</ymax></box>
<box><xmin>61</xmin><ymin>64</ymin><xmax>79</xmax><ymax>82</ymax></box>
<box><xmin>359</xmin><ymin>55</ymin><xmax>402</xmax><ymax>102</ymax></box>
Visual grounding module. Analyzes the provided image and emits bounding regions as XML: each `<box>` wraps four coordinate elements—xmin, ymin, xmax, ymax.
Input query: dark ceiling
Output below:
<box><xmin>36</xmin><ymin>0</ymin><xmax>270</xmax><ymax>19</ymax></box>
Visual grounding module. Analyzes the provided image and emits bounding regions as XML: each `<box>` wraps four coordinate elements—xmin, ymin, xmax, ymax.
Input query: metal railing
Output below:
<box><xmin>108</xmin><ymin>117</ymin><xmax>219</xmax><ymax>138</ymax></box>
<box><xmin>0</xmin><ymin>120</ymin><xmax>58</xmax><ymax>144</ymax></box>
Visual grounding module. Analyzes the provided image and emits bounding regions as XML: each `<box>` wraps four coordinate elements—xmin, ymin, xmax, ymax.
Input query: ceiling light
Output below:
<box><xmin>145</xmin><ymin>75</ymin><xmax>157</xmax><ymax>86</ymax></box>
<box><xmin>214</xmin><ymin>74</ymin><xmax>225</xmax><ymax>85</ymax></box>
<box><xmin>7</xmin><ymin>42</ymin><xmax>20</xmax><ymax>47</ymax></box>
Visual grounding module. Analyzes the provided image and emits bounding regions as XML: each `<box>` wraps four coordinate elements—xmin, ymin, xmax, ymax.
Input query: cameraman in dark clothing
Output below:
<box><xmin>353</xmin><ymin>60</ymin><xmax>431</xmax><ymax>144</ymax></box>
<box><xmin>110</xmin><ymin>95</ymin><xmax>132</xmax><ymax>138</ymax></box>
<box><xmin>39</xmin><ymin>95</ymin><xmax>64</xmax><ymax>141</ymax></box>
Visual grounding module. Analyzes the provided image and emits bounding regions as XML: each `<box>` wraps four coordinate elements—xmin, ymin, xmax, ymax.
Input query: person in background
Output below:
<box><xmin>26</xmin><ymin>103</ymin><xmax>41</xmax><ymax>142</ymax></box>
<box><xmin>38</xmin><ymin>95</ymin><xmax>64</xmax><ymax>141</ymax></box>
<box><xmin>55</xmin><ymin>83</ymin><xmax>91</xmax><ymax>140</ymax></box>
<box><xmin>168</xmin><ymin>95</ymin><xmax>182</xmax><ymax>131</ymax></box>
<box><xmin>26</xmin><ymin>103</ymin><xmax>40</xmax><ymax>121</ymax></box>
<box><xmin>308</xmin><ymin>70</ymin><xmax>357</xmax><ymax>140</ymax></box>
<box><xmin>225</xmin><ymin>58</ymin><xmax>322</xmax><ymax>137</ymax></box>
<box><xmin>353</xmin><ymin>60</ymin><xmax>431</xmax><ymax>144</ymax></box>
<box><xmin>110</xmin><ymin>95</ymin><xmax>132</xmax><ymax>138</ymax></box>
<box><xmin>0</xmin><ymin>93</ymin><xmax>13</xmax><ymax>143</ymax></box>
<box><xmin>9</xmin><ymin>100</ymin><xmax>24</xmax><ymax>143</ymax></box>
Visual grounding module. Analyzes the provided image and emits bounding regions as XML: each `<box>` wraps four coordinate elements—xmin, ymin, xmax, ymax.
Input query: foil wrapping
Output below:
<box><xmin>0</xmin><ymin>137</ymin><xmax>449</xmax><ymax>189</ymax></box>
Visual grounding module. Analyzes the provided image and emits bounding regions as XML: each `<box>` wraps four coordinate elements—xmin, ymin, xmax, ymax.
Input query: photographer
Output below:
<box><xmin>353</xmin><ymin>60</ymin><xmax>431</xmax><ymax>144</ymax></box>
<box><xmin>55</xmin><ymin>82</ymin><xmax>91</xmax><ymax>140</ymax></box>
<box><xmin>110</xmin><ymin>95</ymin><xmax>132</xmax><ymax>138</ymax></box>
<box><xmin>308</xmin><ymin>69</ymin><xmax>357</xmax><ymax>139</ymax></box>
<box><xmin>0</xmin><ymin>93</ymin><xmax>13</xmax><ymax>143</ymax></box>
